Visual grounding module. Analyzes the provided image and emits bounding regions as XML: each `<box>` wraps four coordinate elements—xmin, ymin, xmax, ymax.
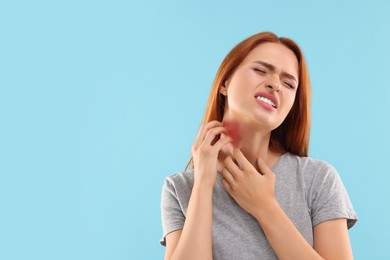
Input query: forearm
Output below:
<box><xmin>171</xmin><ymin>184</ymin><xmax>213</xmax><ymax>260</ymax></box>
<box><xmin>255</xmin><ymin>201</ymin><xmax>324</xmax><ymax>260</ymax></box>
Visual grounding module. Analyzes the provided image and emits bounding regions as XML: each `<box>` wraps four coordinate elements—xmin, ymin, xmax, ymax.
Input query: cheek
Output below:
<box><xmin>281</xmin><ymin>94</ymin><xmax>296</xmax><ymax>114</ymax></box>
<box><xmin>229</xmin><ymin>71</ymin><xmax>265</xmax><ymax>89</ymax></box>
<box><xmin>288</xmin><ymin>95</ymin><xmax>296</xmax><ymax>110</ymax></box>
<box><xmin>248</xmin><ymin>72</ymin><xmax>266</xmax><ymax>85</ymax></box>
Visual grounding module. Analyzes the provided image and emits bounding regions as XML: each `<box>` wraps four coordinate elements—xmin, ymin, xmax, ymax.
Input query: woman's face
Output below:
<box><xmin>220</xmin><ymin>42</ymin><xmax>299</xmax><ymax>131</ymax></box>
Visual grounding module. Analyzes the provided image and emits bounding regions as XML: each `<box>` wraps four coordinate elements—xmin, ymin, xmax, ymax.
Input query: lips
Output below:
<box><xmin>254</xmin><ymin>92</ymin><xmax>278</xmax><ymax>108</ymax></box>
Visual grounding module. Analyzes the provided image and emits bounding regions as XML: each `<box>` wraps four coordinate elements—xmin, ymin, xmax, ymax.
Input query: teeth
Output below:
<box><xmin>256</xmin><ymin>96</ymin><xmax>276</xmax><ymax>107</ymax></box>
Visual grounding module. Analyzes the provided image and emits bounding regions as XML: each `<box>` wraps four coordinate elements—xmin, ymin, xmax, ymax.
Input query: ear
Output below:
<box><xmin>220</xmin><ymin>77</ymin><xmax>231</xmax><ymax>96</ymax></box>
<box><xmin>219</xmin><ymin>84</ymin><xmax>227</xmax><ymax>96</ymax></box>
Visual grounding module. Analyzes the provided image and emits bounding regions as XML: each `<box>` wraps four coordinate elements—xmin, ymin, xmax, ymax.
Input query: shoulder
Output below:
<box><xmin>282</xmin><ymin>153</ymin><xmax>338</xmax><ymax>178</ymax></box>
<box><xmin>164</xmin><ymin>170</ymin><xmax>194</xmax><ymax>185</ymax></box>
<box><xmin>283</xmin><ymin>152</ymin><xmax>335</xmax><ymax>170</ymax></box>
<box><xmin>278</xmin><ymin>153</ymin><xmax>342</xmax><ymax>191</ymax></box>
<box><xmin>163</xmin><ymin>170</ymin><xmax>195</xmax><ymax>194</ymax></box>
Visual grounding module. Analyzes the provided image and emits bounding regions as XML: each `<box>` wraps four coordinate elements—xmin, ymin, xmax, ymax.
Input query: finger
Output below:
<box><xmin>220</xmin><ymin>166</ymin><xmax>236</xmax><ymax>184</ymax></box>
<box><xmin>217</xmin><ymin>160</ymin><xmax>224</xmax><ymax>173</ymax></box>
<box><xmin>213</xmin><ymin>135</ymin><xmax>233</xmax><ymax>151</ymax></box>
<box><xmin>193</xmin><ymin>121</ymin><xmax>223</xmax><ymax>149</ymax></box>
<box><xmin>202</xmin><ymin>126</ymin><xmax>228</xmax><ymax>146</ymax></box>
<box><xmin>221</xmin><ymin>178</ymin><xmax>232</xmax><ymax>192</ymax></box>
<box><xmin>224</xmin><ymin>155</ymin><xmax>242</xmax><ymax>178</ymax></box>
<box><xmin>221</xmin><ymin>141</ymin><xmax>234</xmax><ymax>157</ymax></box>
<box><xmin>233</xmin><ymin>148</ymin><xmax>254</xmax><ymax>172</ymax></box>
<box><xmin>256</xmin><ymin>156</ymin><xmax>272</xmax><ymax>176</ymax></box>
<box><xmin>196</xmin><ymin>121</ymin><xmax>222</xmax><ymax>143</ymax></box>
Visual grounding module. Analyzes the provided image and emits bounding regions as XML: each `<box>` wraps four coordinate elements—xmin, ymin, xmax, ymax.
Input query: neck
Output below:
<box><xmin>221</xmin><ymin>117</ymin><xmax>281</xmax><ymax>170</ymax></box>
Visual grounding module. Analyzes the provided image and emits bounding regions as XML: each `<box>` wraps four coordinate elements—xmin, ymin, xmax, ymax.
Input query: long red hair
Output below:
<box><xmin>185</xmin><ymin>32</ymin><xmax>311</xmax><ymax>171</ymax></box>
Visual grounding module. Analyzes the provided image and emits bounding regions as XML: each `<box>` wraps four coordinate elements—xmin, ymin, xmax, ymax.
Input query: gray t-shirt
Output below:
<box><xmin>160</xmin><ymin>152</ymin><xmax>358</xmax><ymax>259</ymax></box>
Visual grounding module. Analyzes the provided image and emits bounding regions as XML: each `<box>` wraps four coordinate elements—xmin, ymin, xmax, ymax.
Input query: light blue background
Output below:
<box><xmin>1</xmin><ymin>0</ymin><xmax>389</xmax><ymax>259</ymax></box>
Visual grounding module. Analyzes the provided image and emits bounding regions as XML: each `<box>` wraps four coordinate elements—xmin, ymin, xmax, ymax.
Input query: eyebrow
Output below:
<box><xmin>252</xmin><ymin>60</ymin><xmax>298</xmax><ymax>84</ymax></box>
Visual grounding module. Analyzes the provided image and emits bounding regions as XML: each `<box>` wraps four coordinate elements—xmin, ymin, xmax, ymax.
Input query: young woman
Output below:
<box><xmin>160</xmin><ymin>32</ymin><xmax>358</xmax><ymax>260</ymax></box>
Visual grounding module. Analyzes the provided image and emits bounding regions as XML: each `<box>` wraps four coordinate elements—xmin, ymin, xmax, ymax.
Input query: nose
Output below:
<box><xmin>265</xmin><ymin>80</ymin><xmax>281</xmax><ymax>92</ymax></box>
<box><xmin>265</xmin><ymin>73</ymin><xmax>281</xmax><ymax>92</ymax></box>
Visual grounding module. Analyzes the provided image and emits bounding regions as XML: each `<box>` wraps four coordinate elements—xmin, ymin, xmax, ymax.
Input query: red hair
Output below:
<box><xmin>185</xmin><ymin>32</ymin><xmax>311</xmax><ymax>171</ymax></box>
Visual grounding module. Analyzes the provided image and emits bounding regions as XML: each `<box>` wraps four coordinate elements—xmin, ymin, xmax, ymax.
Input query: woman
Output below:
<box><xmin>160</xmin><ymin>32</ymin><xmax>358</xmax><ymax>259</ymax></box>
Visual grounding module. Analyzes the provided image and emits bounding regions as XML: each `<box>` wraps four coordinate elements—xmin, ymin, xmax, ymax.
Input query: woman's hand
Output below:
<box><xmin>191</xmin><ymin>121</ymin><xmax>233</xmax><ymax>189</ymax></box>
<box><xmin>220</xmin><ymin>148</ymin><xmax>277</xmax><ymax>218</ymax></box>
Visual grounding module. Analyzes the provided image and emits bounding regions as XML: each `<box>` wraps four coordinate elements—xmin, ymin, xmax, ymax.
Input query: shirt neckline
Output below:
<box><xmin>271</xmin><ymin>152</ymin><xmax>287</xmax><ymax>172</ymax></box>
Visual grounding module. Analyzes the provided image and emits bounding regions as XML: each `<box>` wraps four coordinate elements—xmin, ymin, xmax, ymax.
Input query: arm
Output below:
<box><xmin>313</xmin><ymin>219</ymin><xmax>353</xmax><ymax>259</ymax></box>
<box><xmin>164</xmin><ymin>121</ymin><xmax>233</xmax><ymax>260</ymax></box>
<box><xmin>164</xmin><ymin>230</ymin><xmax>181</xmax><ymax>260</ymax></box>
<box><xmin>220</xmin><ymin>149</ymin><xmax>354</xmax><ymax>259</ymax></box>
<box><xmin>253</xmin><ymin>200</ymin><xmax>323</xmax><ymax>259</ymax></box>
<box><xmin>253</xmin><ymin>202</ymin><xmax>353</xmax><ymax>259</ymax></box>
<box><xmin>165</xmin><ymin>185</ymin><xmax>214</xmax><ymax>260</ymax></box>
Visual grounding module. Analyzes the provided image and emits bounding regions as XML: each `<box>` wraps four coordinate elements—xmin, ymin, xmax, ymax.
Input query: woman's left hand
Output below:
<box><xmin>220</xmin><ymin>148</ymin><xmax>277</xmax><ymax>218</ymax></box>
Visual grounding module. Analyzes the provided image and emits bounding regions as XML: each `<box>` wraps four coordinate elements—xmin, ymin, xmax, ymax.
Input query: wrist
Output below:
<box><xmin>193</xmin><ymin>181</ymin><xmax>214</xmax><ymax>194</ymax></box>
<box><xmin>253</xmin><ymin>199</ymin><xmax>281</xmax><ymax>223</ymax></box>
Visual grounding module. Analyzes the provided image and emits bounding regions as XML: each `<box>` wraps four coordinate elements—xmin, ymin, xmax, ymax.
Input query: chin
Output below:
<box><xmin>248</xmin><ymin>119</ymin><xmax>274</xmax><ymax>132</ymax></box>
<box><xmin>251</xmin><ymin>114</ymin><xmax>274</xmax><ymax>126</ymax></box>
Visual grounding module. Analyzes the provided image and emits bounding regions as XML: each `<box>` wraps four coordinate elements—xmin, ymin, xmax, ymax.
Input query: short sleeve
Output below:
<box><xmin>310</xmin><ymin>163</ymin><xmax>358</xmax><ymax>229</ymax></box>
<box><xmin>160</xmin><ymin>177</ymin><xmax>185</xmax><ymax>246</ymax></box>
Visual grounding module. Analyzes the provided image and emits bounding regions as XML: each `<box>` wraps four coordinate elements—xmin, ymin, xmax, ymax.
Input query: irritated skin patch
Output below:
<box><xmin>223</xmin><ymin>121</ymin><xmax>241</xmax><ymax>148</ymax></box>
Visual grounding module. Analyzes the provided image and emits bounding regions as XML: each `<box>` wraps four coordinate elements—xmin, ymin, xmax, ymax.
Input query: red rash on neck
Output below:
<box><xmin>223</xmin><ymin>121</ymin><xmax>241</xmax><ymax>148</ymax></box>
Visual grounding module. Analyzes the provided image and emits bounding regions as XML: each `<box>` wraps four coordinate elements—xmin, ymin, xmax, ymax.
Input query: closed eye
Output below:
<box><xmin>253</xmin><ymin>68</ymin><xmax>266</xmax><ymax>74</ymax></box>
<box><xmin>284</xmin><ymin>82</ymin><xmax>295</xmax><ymax>89</ymax></box>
